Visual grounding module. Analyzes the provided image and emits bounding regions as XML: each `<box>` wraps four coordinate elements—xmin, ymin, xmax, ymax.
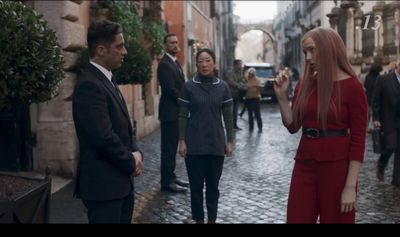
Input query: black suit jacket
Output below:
<box><xmin>157</xmin><ymin>54</ymin><xmax>185</xmax><ymax>121</ymax></box>
<box><xmin>72</xmin><ymin>63</ymin><xmax>140</xmax><ymax>201</ymax></box>
<box><xmin>372</xmin><ymin>72</ymin><xmax>400</xmax><ymax>149</ymax></box>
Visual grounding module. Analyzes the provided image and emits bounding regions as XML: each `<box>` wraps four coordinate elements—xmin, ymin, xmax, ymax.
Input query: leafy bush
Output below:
<box><xmin>142</xmin><ymin>19</ymin><xmax>166</xmax><ymax>56</ymax></box>
<box><xmin>0</xmin><ymin>1</ymin><xmax>65</xmax><ymax>110</ymax></box>
<box><xmin>75</xmin><ymin>1</ymin><xmax>165</xmax><ymax>85</ymax></box>
<box><xmin>108</xmin><ymin>2</ymin><xmax>151</xmax><ymax>85</ymax></box>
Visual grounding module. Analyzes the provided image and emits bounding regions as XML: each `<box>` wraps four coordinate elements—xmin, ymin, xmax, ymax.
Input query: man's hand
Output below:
<box><xmin>178</xmin><ymin>140</ymin><xmax>187</xmax><ymax>158</ymax></box>
<box><xmin>373</xmin><ymin>121</ymin><xmax>381</xmax><ymax>129</ymax></box>
<box><xmin>132</xmin><ymin>151</ymin><xmax>143</xmax><ymax>177</ymax></box>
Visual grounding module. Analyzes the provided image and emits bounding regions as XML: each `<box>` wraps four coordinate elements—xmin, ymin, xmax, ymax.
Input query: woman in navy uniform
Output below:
<box><xmin>178</xmin><ymin>48</ymin><xmax>234</xmax><ymax>224</ymax></box>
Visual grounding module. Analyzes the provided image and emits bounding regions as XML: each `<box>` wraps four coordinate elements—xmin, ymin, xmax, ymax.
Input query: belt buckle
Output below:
<box><xmin>305</xmin><ymin>128</ymin><xmax>320</xmax><ymax>138</ymax></box>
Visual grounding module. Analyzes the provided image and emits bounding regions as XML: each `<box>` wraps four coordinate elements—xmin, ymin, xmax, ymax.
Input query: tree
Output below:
<box><xmin>0</xmin><ymin>1</ymin><xmax>65</xmax><ymax>171</ymax></box>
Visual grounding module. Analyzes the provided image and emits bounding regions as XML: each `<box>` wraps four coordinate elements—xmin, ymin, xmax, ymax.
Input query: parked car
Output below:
<box><xmin>243</xmin><ymin>63</ymin><xmax>277</xmax><ymax>100</ymax></box>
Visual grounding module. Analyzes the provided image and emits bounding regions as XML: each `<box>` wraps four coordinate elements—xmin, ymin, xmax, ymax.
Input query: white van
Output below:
<box><xmin>243</xmin><ymin>63</ymin><xmax>276</xmax><ymax>100</ymax></box>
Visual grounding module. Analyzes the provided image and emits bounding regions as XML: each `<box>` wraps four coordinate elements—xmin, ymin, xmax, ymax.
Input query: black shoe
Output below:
<box><xmin>174</xmin><ymin>179</ymin><xmax>189</xmax><ymax>187</ymax></box>
<box><xmin>391</xmin><ymin>180</ymin><xmax>400</xmax><ymax>187</ymax></box>
<box><xmin>233</xmin><ymin>126</ymin><xmax>242</xmax><ymax>130</ymax></box>
<box><xmin>161</xmin><ymin>183</ymin><xmax>187</xmax><ymax>193</ymax></box>
<box><xmin>376</xmin><ymin>170</ymin><xmax>384</xmax><ymax>182</ymax></box>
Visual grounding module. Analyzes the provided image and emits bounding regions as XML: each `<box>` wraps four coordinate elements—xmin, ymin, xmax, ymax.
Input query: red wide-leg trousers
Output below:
<box><xmin>287</xmin><ymin>159</ymin><xmax>356</xmax><ymax>224</ymax></box>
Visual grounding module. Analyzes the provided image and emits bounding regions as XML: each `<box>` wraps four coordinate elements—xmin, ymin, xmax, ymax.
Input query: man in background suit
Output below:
<box><xmin>72</xmin><ymin>20</ymin><xmax>143</xmax><ymax>223</ymax></box>
<box><xmin>157</xmin><ymin>33</ymin><xmax>189</xmax><ymax>192</ymax></box>
<box><xmin>372</xmin><ymin>61</ymin><xmax>400</xmax><ymax>187</ymax></box>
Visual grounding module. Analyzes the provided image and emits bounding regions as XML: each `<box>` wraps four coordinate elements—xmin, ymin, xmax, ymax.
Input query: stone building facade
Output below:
<box><xmin>274</xmin><ymin>0</ymin><xmax>399</xmax><ymax>74</ymax></box>
<box><xmin>163</xmin><ymin>1</ymin><xmax>236</xmax><ymax>79</ymax></box>
<box><xmin>16</xmin><ymin>0</ymin><xmax>235</xmax><ymax>178</ymax></box>
<box><xmin>24</xmin><ymin>0</ymin><xmax>161</xmax><ymax>178</ymax></box>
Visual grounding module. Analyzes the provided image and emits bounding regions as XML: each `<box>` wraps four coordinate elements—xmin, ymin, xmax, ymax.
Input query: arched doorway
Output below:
<box><xmin>235</xmin><ymin>27</ymin><xmax>277</xmax><ymax>68</ymax></box>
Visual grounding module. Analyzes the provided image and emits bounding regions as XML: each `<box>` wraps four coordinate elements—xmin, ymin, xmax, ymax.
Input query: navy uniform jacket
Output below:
<box><xmin>178</xmin><ymin>76</ymin><xmax>233</xmax><ymax>156</ymax></box>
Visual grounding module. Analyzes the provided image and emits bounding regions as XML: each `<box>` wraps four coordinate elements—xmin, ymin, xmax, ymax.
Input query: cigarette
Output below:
<box><xmin>265</xmin><ymin>78</ymin><xmax>277</xmax><ymax>82</ymax></box>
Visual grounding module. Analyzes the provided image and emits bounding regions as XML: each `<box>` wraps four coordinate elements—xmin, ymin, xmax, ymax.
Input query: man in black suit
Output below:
<box><xmin>372</xmin><ymin>61</ymin><xmax>400</xmax><ymax>186</ymax></box>
<box><xmin>72</xmin><ymin>20</ymin><xmax>143</xmax><ymax>223</ymax></box>
<box><xmin>157</xmin><ymin>33</ymin><xmax>188</xmax><ymax>192</ymax></box>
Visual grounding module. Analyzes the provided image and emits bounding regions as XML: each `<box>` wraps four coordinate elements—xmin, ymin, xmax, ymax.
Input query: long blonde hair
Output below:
<box><xmin>293</xmin><ymin>27</ymin><xmax>357</xmax><ymax>129</ymax></box>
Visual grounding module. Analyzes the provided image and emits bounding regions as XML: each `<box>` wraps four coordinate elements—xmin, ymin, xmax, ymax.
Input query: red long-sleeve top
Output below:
<box><xmin>287</xmin><ymin>77</ymin><xmax>368</xmax><ymax>162</ymax></box>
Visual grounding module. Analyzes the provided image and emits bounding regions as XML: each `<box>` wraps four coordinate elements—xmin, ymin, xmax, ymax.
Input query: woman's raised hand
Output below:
<box><xmin>273</xmin><ymin>68</ymin><xmax>291</xmax><ymax>100</ymax></box>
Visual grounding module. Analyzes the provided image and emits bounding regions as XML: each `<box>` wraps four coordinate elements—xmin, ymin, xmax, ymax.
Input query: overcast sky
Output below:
<box><xmin>233</xmin><ymin>1</ymin><xmax>277</xmax><ymax>22</ymax></box>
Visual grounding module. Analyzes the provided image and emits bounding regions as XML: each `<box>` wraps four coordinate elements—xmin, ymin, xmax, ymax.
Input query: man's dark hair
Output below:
<box><xmin>163</xmin><ymin>33</ymin><xmax>177</xmax><ymax>44</ymax></box>
<box><xmin>369</xmin><ymin>64</ymin><xmax>383</xmax><ymax>75</ymax></box>
<box><xmin>233</xmin><ymin>59</ymin><xmax>242</xmax><ymax>66</ymax></box>
<box><xmin>87</xmin><ymin>20</ymin><xmax>123</xmax><ymax>58</ymax></box>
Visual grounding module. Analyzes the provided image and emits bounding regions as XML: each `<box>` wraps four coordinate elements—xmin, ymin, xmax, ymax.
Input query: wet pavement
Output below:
<box><xmin>131</xmin><ymin>101</ymin><xmax>400</xmax><ymax>224</ymax></box>
<box><xmin>50</xmin><ymin>101</ymin><xmax>400</xmax><ymax>223</ymax></box>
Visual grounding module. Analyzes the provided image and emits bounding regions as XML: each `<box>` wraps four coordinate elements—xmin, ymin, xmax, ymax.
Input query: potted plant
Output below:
<box><xmin>0</xmin><ymin>168</ymin><xmax>51</xmax><ymax>223</ymax></box>
<box><xmin>0</xmin><ymin>1</ymin><xmax>65</xmax><ymax>171</ymax></box>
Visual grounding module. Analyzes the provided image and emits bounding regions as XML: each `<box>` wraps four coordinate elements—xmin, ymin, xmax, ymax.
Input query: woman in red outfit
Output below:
<box><xmin>274</xmin><ymin>27</ymin><xmax>368</xmax><ymax>224</ymax></box>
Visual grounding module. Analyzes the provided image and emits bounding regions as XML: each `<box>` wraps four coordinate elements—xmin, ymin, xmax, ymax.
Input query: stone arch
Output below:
<box><xmin>240</xmin><ymin>27</ymin><xmax>276</xmax><ymax>45</ymax></box>
<box><xmin>236</xmin><ymin>24</ymin><xmax>277</xmax><ymax>55</ymax></box>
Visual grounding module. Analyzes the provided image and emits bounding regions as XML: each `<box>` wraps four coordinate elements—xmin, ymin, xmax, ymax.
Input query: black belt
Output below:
<box><xmin>302</xmin><ymin>128</ymin><xmax>348</xmax><ymax>138</ymax></box>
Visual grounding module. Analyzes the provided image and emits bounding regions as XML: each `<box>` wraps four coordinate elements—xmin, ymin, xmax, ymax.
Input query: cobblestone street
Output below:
<box><xmin>132</xmin><ymin>101</ymin><xmax>400</xmax><ymax>224</ymax></box>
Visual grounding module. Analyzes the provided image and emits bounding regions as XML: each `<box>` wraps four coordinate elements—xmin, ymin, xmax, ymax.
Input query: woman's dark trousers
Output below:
<box><xmin>185</xmin><ymin>155</ymin><xmax>224</xmax><ymax>222</ymax></box>
<box><xmin>246</xmin><ymin>98</ymin><xmax>262</xmax><ymax>131</ymax></box>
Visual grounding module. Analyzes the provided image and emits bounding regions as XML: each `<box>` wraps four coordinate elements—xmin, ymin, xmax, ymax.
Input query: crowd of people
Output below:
<box><xmin>71</xmin><ymin>19</ymin><xmax>399</xmax><ymax>224</ymax></box>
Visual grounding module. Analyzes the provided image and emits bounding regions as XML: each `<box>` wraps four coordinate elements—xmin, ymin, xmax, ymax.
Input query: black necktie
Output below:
<box><xmin>111</xmin><ymin>76</ymin><xmax>129</xmax><ymax>117</ymax></box>
<box><xmin>175</xmin><ymin>60</ymin><xmax>184</xmax><ymax>77</ymax></box>
<box><xmin>111</xmin><ymin>76</ymin><xmax>123</xmax><ymax>101</ymax></box>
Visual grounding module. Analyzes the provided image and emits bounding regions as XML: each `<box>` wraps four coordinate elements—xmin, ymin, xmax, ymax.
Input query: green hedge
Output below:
<box><xmin>0</xmin><ymin>1</ymin><xmax>65</xmax><ymax>110</ymax></box>
<box><xmin>74</xmin><ymin>1</ymin><xmax>165</xmax><ymax>85</ymax></box>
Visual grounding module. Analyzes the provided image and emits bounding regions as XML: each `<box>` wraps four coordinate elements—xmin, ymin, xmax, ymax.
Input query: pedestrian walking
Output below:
<box><xmin>386</xmin><ymin>61</ymin><xmax>397</xmax><ymax>74</ymax></box>
<box><xmin>72</xmin><ymin>20</ymin><xmax>143</xmax><ymax>224</ymax></box>
<box><xmin>364</xmin><ymin>64</ymin><xmax>383</xmax><ymax>132</ymax></box>
<box><xmin>372</xmin><ymin>60</ymin><xmax>400</xmax><ymax>186</ymax></box>
<box><xmin>157</xmin><ymin>33</ymin><xmax>189</xmax><ymax>193</ymax></box>
<box><xmin>244</xmin><ymin>67</ymin><xmax>263</xmax><ymax>132</ymax></box>
<box><xmin>239</xmin><ymin>100</ymin><xmax>247</xmax><ymax>118</ymax></box>
<box><xmin>358</xmin><ymin>63</ymin><xmax>370</xmax><ymax>85</ymax></box>
<box><xmin>274</xmin><ymin>27</ymin><xmax>368</xmax><ymax>223</ymax></box>
<box><xmin>225</xmin><ymin>59</ymin><xmax>247</xmax><ymax>130</ymax></box>
<box><xmin>178</xmin><ymin>48</ymin><xmax>234</xmax><ymax>224</ymax></box>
